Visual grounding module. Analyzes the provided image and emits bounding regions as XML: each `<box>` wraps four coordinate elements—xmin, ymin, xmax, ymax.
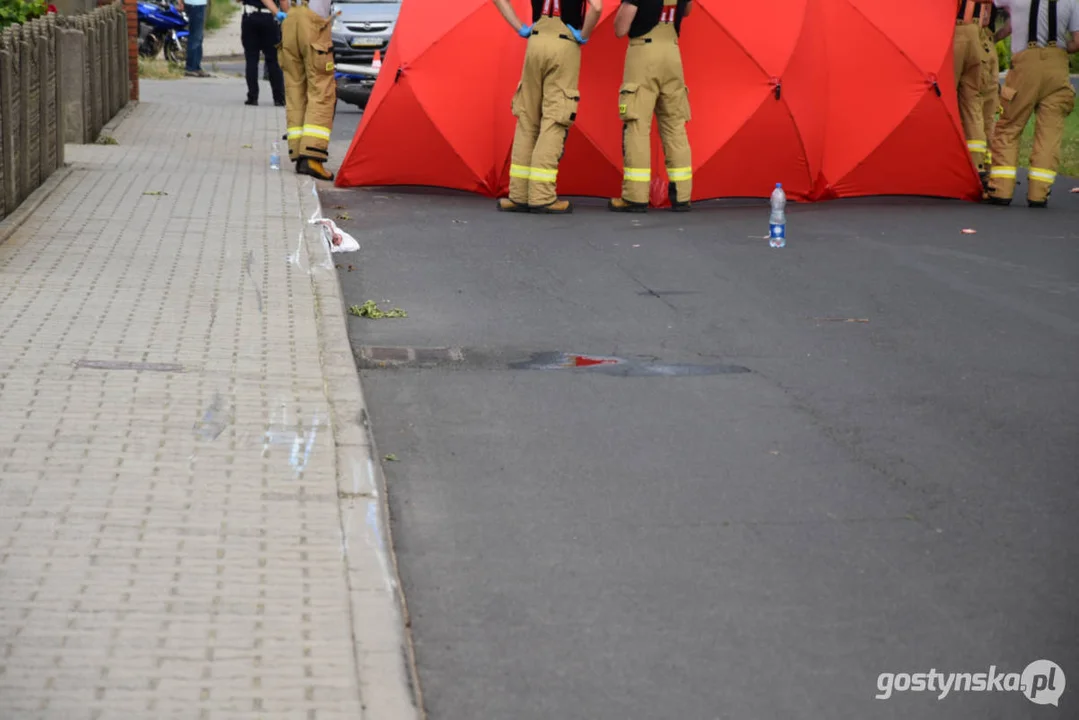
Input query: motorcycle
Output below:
<box><xmin>137</xmin><ymin>0</ymin><xmax>189</xmax><ymax>65</ymax></box>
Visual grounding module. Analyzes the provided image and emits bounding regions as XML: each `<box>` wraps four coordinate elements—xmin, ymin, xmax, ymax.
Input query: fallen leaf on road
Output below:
<box><xmin>383</xmin><ymin>454</ymin><xmax>397</xmax><ymax>462</ymax></box>
<box><xmin>961</xmin><ymin>228</ymin><xmax>977</xmax><ymax>234</ymax></box>
<box><xmin>632</xmin><ymin>244</ymin><xmax>641</xmax><ymax>248</ymax></box>
<box><xmin>335</xmin><ymin>212</ymin><xmax>351</xmax><ymax>221</ymax></box>
<box><xmin>452</xmin><ymin>219</ymin><xmax>467</xmax><ymax>224</ymax></box>
<box><xmin>242</xmin><ymin>144</ymin><xmax>252</xmax><ymax>149</ymax></box>
<box><xmin>142</xmin><ymin>191</ymin><xmax>167</xmax><ymax>196</ymax></box>
<box><xmin>769</xmin><ymin>450</ymin><xmax>780</xmax><ymax>456</ymax></box>
<box><xmin>347</xmin><ymin>264</ymin><xmax>355</xmax><ymax>272</ymax></box>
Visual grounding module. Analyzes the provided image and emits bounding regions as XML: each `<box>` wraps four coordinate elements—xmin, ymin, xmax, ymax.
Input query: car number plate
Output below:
<box><xmin>350</xmin><ymin>38</ymin><xmax>382</xmax><ymax>48</ymax></box>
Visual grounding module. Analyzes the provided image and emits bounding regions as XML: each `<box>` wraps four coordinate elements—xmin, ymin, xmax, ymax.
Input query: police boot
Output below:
<box><xmin>297</xmin><ymin>158</ymin><xmax>335</xmax><ymax>181</ymax></box>
<box><xmin>531</xmin><ymin>200</ymin><xmax>573</xmax><ymax>214</ymax></box>
<box><xmin>608</xmin><ymin>197</ymin><xmax>647</xmax><ymax>213</ymax></box>
<box><xmin>497</xmin><ymin>198</ymin><xmax>530</xmax><ymax>213</ymax></box>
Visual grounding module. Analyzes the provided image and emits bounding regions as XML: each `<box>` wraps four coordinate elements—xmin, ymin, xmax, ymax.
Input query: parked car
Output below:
<box><xmin>331</xmin><ymin>0</ymin><xmax>400</xmax><ymax>109</ymax></box>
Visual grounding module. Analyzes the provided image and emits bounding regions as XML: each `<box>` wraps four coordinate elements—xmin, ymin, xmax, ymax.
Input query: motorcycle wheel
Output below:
<box><xmin>139</xmin><ymin>33</ymin><xmax>163</xmax><ymax>59</ymax></box>
<box><xmin>164</xmin><ymin>36</ymin><xmax>187</xmax><ymax>65</ymax></box>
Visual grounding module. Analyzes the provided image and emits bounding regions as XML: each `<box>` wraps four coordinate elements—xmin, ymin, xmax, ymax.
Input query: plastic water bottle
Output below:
<box><xmin>769</xmin><ymin>183</ymin><xmax>786</xmax><ymax>248</ymax></box>
<box><xmin>270</xmin><ymin>141</ymin><xmax>281</xmax><ymax>171</ymax></box>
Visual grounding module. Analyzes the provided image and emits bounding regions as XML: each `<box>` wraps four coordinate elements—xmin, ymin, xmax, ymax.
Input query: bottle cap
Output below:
<box><xmin>776</xmin><ymin>183</ymin><xmax>782</xmax><ymax>188</ymax></box>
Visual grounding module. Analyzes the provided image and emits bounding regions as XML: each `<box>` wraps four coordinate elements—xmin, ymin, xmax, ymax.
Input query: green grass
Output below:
<box><xmin>1015</xmin><ymin>111</ymin><xmax>1079</xmax><ymax>177</ymax></box>
<box><xmin>138</xmin><ymin>56</ymin><xmax>184</xmax><ymax>79</ymax></box>
<box><xmin>204</xmin><ymin>0</ymin><xmax>238</xmax><ymax>32</ymax></box>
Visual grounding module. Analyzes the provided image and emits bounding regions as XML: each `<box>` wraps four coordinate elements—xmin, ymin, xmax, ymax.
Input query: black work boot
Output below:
<box><xmin>608</xmin><ymin>197</ymin><xmax>647</xmax><ymax>213</ymax></box>
<box><xmin>668</xmin><ymin>181</ymin><xmax>690</xmax><ymax>212</ymax></box>
<box><xmin>297</xmin><ymin>158</ymin><xmax>334</xmax><ymax>181</ymax></box>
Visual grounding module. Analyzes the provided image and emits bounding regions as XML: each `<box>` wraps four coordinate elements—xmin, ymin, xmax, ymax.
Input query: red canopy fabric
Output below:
<box><xmin>335</xmin><ymin>0</ymin><xmax>982</xmax><ymax>205</ymax></box>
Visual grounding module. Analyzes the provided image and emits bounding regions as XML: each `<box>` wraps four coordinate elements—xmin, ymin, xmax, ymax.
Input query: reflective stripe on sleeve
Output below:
<box><xmin>287</xmin><ymin>127</ymin><xmax>303</xmax><ymax>139</ymax></box>
<box><xmin>509</xmin><ymin>164</ymin><xmax>531</xmax><ymax>180</ymax></box>
<box><xmin>623</xmin><ymin>167</ymin><xmax>650</xmax><ymax>182</ymax></box>
<box><xmin>989</xmin><ymin>166</ymin><xmax>1017</xmax><ymax>179</ymax></box>
<box><xmin>966</xmin><ymin>140</ymin><xmax>987</xmax><ymax>152</ymax></box>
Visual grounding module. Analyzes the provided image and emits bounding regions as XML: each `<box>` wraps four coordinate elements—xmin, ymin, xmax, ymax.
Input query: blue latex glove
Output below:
<box><xmin>276</xmin><ymin>10</ymin><xmax>286</xmax><ymax>21</ymax></box>
<box><xmin>517</xmin><ymin>23</ymin><xmax>532</xmax><ymax>38</ymax></box>
<box><xmin>567</xmin><ymin>25</ymin><xmax>586</xmax><ymax>44</ymax></box>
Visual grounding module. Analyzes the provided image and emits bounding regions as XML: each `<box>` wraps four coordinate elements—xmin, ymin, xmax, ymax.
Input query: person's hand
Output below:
<box><xmin>567</xmin><ymin>25</ymin><xmax>586</xmax><ymax>44</ymax></box>
<box><xmin>276</xmin><ymin>10</ymin><xmax>287</xmax><ymax>21</ymax></box>
<box><xmin>517</xmin><ymin>23</ymin><xmax>532</xmax><ymax>38</ymax></box>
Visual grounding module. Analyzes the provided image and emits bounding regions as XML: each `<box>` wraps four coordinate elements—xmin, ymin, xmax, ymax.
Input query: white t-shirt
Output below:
<box><xmin>308</xmin><ymin>0</ymin><xmax>331</xmax><ymax>18</ymax></box>
<box><xmin>995</xmin><ymin>0</ymin><xmax>1079</xmax><ymax>55</ymax></box>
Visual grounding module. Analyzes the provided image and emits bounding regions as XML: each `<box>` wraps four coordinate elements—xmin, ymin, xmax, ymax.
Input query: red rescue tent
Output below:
<box><xmin>335</xmin><ymin>0</ymin><xmax>983</xmax><ymax>205</ymax></box>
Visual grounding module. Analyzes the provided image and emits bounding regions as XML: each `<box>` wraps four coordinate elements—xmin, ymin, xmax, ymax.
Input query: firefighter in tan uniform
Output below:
<box><xmin>494</xmin><ymin>0</ymin><xmax>604</xmax><ymax>213</ymax></box>
<box><xmin>955</xmin><ymin>0</ymin><xmax>996</xmax><ymax>182</ymax></box>
<box><xmin>279</xmin><ymin>0</ymin><xmax>336</xmax><ymax>181</ymax></box>
<box><xmin>609</xmin><ymin>0</ymin><xmax>693</xmax><ymax>213</ymax></box>
<box><xmin>979</xmin><ymin>5</ymin><xmax>1005</xmax><ymax>181</ymax></box>
<box><xmin>987</xmin><ymin>0</ymin><xmax>1079</xmax><ymax>207</ymax></box>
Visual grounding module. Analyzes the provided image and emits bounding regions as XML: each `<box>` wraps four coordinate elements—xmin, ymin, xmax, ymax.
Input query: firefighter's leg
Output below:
<box><xmin>987</xmin><ymin>57</ymin><xmax>1037</xmax><ymax>203</ymax></box>
<box><xmin>613</xmin><ymin>44</ymin><xmax>657</xmax><ymax>209</ymax></box>
<box><xmin>656</xmin><ymin>54</ymin><xmax>692</xmax><ymax>209</ymax></box>
<box><xmin>1026</xmin><ymin>52</ymin><xmax>1076</xmax><ymax>206</ymax></box>
<box><xmin>297</xmin><ymin>9</ymin><xmax>336</xmax><ymax>179</ymax></box>
<box><xmin>528</xmin><ymin>38</ymin><xmax>581</xmax><ymax>211</ymax></box>
<box><xmin>979</xmin><ymin>30</ymin><xmax>1000</xmax><ymax>185</ymax></box>
<box><xmin>957</xmin><ymin>25</ymin><xmax>987</xmax><ymax>170</ymax></box>
<box><xmin>279</xmin><ymin>11</ymin><xmax>306</xmax><ymax>162</ymax></box>
<box><xmin>502</xmin><ymin>46</ymin><xmax>544</xmax><ymax>211</ymax></box>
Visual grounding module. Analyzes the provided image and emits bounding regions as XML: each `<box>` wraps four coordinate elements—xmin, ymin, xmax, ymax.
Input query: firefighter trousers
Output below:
<box><xmin>988</xmin><ymin>47</ymin><xmax>1076</xmax><ymax>203</ymax></box>
<box><xmin>618</xmin><ymin>23</ymin><xmax>692</xmax><ymax>205</ymax></box>
<box><xmin>954</xmin><ymin>22</ymin><xmax>992</xmax><ymax>170</ymax></box>
<box><xmin>980</xmin><ymin>26</ymin><xmax>1000</xmax><ymax>169</ymax></box>
<box><xmin>279</xmin><ymin>5</ymin><xmax>336</xmax><ymax>163</ymax></box>
<box><xmin>508</xmin><ymin>16</ymin><xmax>581</xmax><ymax>208</ymax></box>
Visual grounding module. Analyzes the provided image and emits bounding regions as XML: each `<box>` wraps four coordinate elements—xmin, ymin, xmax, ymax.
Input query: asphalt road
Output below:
<box><xmin>322</xmin><ymin>175</ymin><xmax>1079</xmax><ymax>719</ymax></box>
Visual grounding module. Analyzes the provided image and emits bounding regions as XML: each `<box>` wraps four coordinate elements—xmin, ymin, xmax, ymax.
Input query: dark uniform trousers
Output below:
<box><xmin>242</xmin><ymin>6</ymin><xmax>285</xmax><ymax>104</ymax></box>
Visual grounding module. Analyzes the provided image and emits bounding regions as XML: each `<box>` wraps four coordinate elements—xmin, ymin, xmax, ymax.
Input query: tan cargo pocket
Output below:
<box><xmin>556</xmin><ymin>87</ymin><xmax>580</xmax><ymax>127</ymax></box>
<box><xmin>511</xmin><ymin>82</ymin><xmax>524</xmax><ymax>118</ymax></box>
<box><xmin>618</xmin><ymin>83</ymin><xmax>640</xmax><ymax>121</ymax></box>
<box><xmin>679</xmin><ymin>86</ymin><xmax>691</xmax><ymax>122</ymax></box>
<box><xmin>1000</xmin><ymin>85</ymin><xmax>1017</xmax><ymax>103</ymax></box>
<box><xmin>312</xmin><ymin>39</ymin><xmax>335</xmax><ymax>73</ymax></box>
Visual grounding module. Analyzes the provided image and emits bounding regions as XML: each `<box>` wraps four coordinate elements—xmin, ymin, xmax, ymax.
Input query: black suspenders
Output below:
<box><xmin>1028</xmin><ymin>0</ymin><xmax>1059</xmax><ymax>48</ymax></box>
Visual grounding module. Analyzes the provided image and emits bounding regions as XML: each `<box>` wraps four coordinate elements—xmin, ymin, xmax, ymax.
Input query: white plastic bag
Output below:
<box><xmin>310</xmin><ymin>216</ymin><xmax>360</xmax><ymax>253</ymax></box>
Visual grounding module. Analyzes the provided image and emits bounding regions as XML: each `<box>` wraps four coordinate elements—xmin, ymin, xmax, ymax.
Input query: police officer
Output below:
<box><xmin>241</xmin><ymin>0</ymin><xmax>287</xmax><ymax>106</ymax></box>
<box><xmin>987</xmin><ymin>0</ymin><xmax>1079</xmax><ymax>207</ymax></box>
<box><xmin>279</xmin><ymin>0</ymin><xmax>337</xmax><ymax>181</ymax></box>
<box><xmin>494</xmin><ymin>0</ymin><xmax>604</xmax><ymax>214</ymax></box>
<box><xmin>608</xmin><ymin>0</ymin><xmax>693</xmax><ymax>213</ymax></box>
<box><xmin>955</xmin><ymin>0</ymin><xmax>995</xmax><ymax>181</ymax></box>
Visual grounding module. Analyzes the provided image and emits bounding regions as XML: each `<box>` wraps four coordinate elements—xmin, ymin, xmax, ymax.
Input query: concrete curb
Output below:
<box><xmin>0</xmin><ymin>165</ymin><xmax>74</xmax><ymax>246</ymax></box>
<box><xmin>294</xmin><ymin>175</ymin><xmax>425</xmax><ymax>720</ymax></box>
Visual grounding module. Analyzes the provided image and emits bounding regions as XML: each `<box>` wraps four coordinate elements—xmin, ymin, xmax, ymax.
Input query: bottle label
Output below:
<box><xmin>769</xmin><ymin>223</ymin><xmax>785</xmax><ymax>239</ymax></box>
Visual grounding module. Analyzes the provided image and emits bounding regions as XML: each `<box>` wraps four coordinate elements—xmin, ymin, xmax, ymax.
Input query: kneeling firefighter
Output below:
<box><xmin>494</xmin><ymin>0</ymin><xmax>604</xmax><ymax>214</ymax></box>
<box><xmin>279</xmin><ymin>0</ymin><xmax>337</xmax><ymax>181</ymax></box>
<box><xmin>609</xmin><ymin>0</ymin><xmax>693</xmax><ymax>213</ymax></box>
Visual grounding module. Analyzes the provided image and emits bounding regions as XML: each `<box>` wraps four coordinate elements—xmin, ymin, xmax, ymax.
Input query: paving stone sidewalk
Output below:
<box><xmin>0</xmin><ymin>79</ymin><xmax>416</xmax><ymax>719</ymax></box>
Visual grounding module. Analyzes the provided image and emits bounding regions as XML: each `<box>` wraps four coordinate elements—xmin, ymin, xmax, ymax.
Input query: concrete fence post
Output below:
<box><xmin>0</xmin><ymin>44</ymin><xmax>13</xmax><ymax>219</ymax></box>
